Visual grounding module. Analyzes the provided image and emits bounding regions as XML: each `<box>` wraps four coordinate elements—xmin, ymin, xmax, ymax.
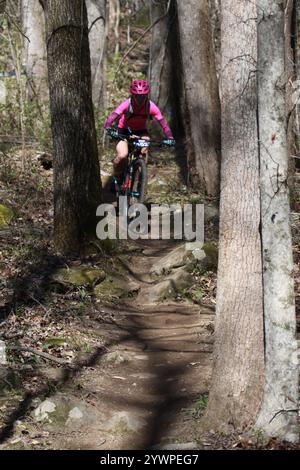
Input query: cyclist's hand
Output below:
<box><xmin>106</xmin><ymin>128</ymin><xmax>119</xmax><ymax>140</ymax></box>
<box><xmin>162</xmin><ymin>138</ymin><xmax>176</xmax><ymax>147</ymax></box>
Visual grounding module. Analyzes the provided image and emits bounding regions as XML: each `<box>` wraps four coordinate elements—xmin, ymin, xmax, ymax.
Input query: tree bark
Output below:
<box><xmin>40</xmin><ymin>0</ymin><xmax>102</xmax><ymax>255</ymax></box>
<box><xmin>176</xmin><ymin>0</ymin><xmax>221</xmax><ymax>196</ymax></box>
<box><xmin>87</xmin><ymin>0</ymin><xmax>107</xmax><ymax>110</ymax></box>
<box><xmin>0</xmin><ymin>0</ymin><xmax>6</xmax><ymax>14</ymax></box>
<box><xmin>255</xmin><ymin>0</ymin><xmax>299</xmax><ymax>442</ymax></box>
<box><xmin>148</xmin><ymin>0</ymin><xmax>184</xmax><ymax>141</ymax></box>
<box><xmin>295</xmin><ymin>0</ymin><xmax>300</xmax><ymax>148</ymax></box>
<box><xmin>108</xmin><ymin>0</ymin><xmax>120</xmax><ymax>55</ymax></box>
<box><xmin>285</xmin><ymin>0</ymin><xmax>296</xmax><ymax>200</ymax></box>
<box><xmin>133</xmin><ymin>0</ymin><xmax>143</xmax><ymax>12</ymax></box>
<box><xmin>22</xmin><ymin>0</ymin><xmax>48</xmax><ymax>99</ymax></box>
<box><xmin>203</xmin><ymin>0</ymin><xmax>265</xmax><ymax>431</ymax></box>
<box><xmin>209</xmin><ymin>0</ymin><xmax>221</xmax><ymax>77</ymax></box>
<box><xmin>148</xmin><ymin>0</ymin><xmax>172</xmax><ymax>119</ymax></box>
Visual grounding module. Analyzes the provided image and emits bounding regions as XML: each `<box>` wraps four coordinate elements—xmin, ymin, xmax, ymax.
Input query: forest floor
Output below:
<box><xmin>1</xmin><ymin>2</ymin><xmax>299</xmax><ymax>452</ymax></box>
<box><xmin>0</xmin><ymin>143</ymin><xmax>300</xmax><ymax>450</ymax></box>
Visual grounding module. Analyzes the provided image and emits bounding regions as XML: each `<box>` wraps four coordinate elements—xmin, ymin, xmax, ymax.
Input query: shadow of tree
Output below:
<box><xmin>0</xmin><ymin>286</ymin><xmax>212</xmax><ymax>449</ymax></box>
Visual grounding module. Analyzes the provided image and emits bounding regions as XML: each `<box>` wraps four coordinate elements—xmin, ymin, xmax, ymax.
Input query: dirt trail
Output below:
<box><xmin>0</xmin><ymin>236</ymin><xmax>214</xmax><ymax>450</ymax></box>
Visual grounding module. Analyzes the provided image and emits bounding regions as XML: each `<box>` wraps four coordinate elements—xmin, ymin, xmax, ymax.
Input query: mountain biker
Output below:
<box><xmin>104</xmin><ymin>79</ymin><xmax>175</xmax><ymax>181</ymax></box>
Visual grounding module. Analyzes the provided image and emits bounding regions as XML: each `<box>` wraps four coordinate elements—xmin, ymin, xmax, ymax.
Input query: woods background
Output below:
<box><xmin>0</xmin><ymin>0</ymin><xmax>300</xmax><ymax>451</ymax></box>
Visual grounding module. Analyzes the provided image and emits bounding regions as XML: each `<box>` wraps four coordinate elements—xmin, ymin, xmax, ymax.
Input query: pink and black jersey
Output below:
<box><xmin>104</xmin><ymin>98</ymin><xmax>174</xmax><ymax>139</ymax></box>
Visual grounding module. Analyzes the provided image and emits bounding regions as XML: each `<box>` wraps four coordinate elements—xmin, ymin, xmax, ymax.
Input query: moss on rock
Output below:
<box><xmin>53</xmin><ymin>266</ymin><xmax>106</xmax><ymax>287</ymax></box>
<box><xmin>94</xmin><ymin>276</ymin><xmax>128</xmax><ymax>301</ymax></box>
<box><xmin>202</xmin><ymin>243</ymin><xmax>218</xmax><ymax>271</ymax></box>
<box><xmin>0</xmin><ymin>204</ymin><xmax>14</xmax><ymax>226</ymax></box>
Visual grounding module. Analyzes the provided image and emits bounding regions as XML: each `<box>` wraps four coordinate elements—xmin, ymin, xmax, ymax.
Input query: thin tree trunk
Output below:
<box><xmin>108</xmin><ymin>0</ymin><xmax>120</xmax><ymax>55</ymax></box>
<box><xmin>7</xmin><ymin>19</ymin><xmax>26</xmax><ymax>170</ymax></box>
<box><xmin>209</xmin><ymin>0</ymin><xmax>221</xmax><ymax>77</ymax></box>
<box><xmin>134</xmin><ymin>0</ymin><xmax>143</xmax><ymax>11</ymax></box>
<box><xmin>255</xmin><ymin>0</ymin><xmax>299</xmax><ymax>442</ymax></box>
<box><xmin>126</xmin><ymin>0</ymin><xmax>131</xmax><ymax>45</ymax></box>
<box><xmin>0</xmin><ymin>0</ymin><xmax>6</xmax><ymax>14</ymax></box>
<box><xmin>87</xmin><ymin>0</ymin><xmax>107</xmax><ymax>110</ymax></box>
<box><xmin>176</xmin><ymin>0</ymin><xmax>220</xmax><ymax>196</ymax></box>
<box><xmin>114</xmin><ymin>0</ymin><xmax>120</xmax><ymax>55</ymax></box>
<box><xmin>40</xmin><ymin>0</ymin><xmax>102</xmax><ymax>255</ymax></box>
<box><xmin>203</xmin><ymin>0</ymin><xmax>265</xmax><ymax>431</ymax></box>
<box><xmin>22</xmin><ymin>0</ymin><xmax>48</xmax><ymax>99</ymax></box>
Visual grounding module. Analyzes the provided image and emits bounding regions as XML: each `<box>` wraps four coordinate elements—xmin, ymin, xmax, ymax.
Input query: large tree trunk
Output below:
<box><xmin>255</xmin><ymin>0</ymin><xmax>298</xmax><ymax>442</ymax></box>
<box><xmin>87</xmin><ymin>0</ymin><xmax>107</xmax><ymax>110</ymax></box>
<box><xmin>295</xmin><ymin>0</ymin><xmax>300</xmax><ymax>148</ymax></box>
<box><xmin>176</xmin><ymin>0</ymin><xmax>220</xmax><ymax>196</ymax></box>
<box><xmin>203</xmin><ymin>0</ymin><xmax>265</xmax><ymax>431</ymax></box>
<box><xmin>285</xmin><ymin>0</ymin><xmax>296</xmax><ymax>200</ymax></box>
<box><xmin>148</xmin><ymin>0</ymin><xmax>172</xmax><ymax>119</ymax></box>
<box><xmin>168</xmin><ymin>1</ymin><xmax>186</xmax><ymax>142</ymax></box>
<box><xmin>148</xmin><ymin>0</ymin><xmax>184</xmax><ymax>138</ymax></box>
<box><xmin>40</xmin><ymin>0</ymin><xmax>102</xmax><ymax>255</ymax></box>
<box><xmin>22</xmin><ymin>0</ymin><xmax>48</xmax><ymax>99</ymax></box>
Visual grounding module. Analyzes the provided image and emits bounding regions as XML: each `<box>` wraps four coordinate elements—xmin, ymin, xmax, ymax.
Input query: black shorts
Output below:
<box><xmin>117</xmin><ymin>128</ymin><xmax>149</xmax><ymax>139</ymax></box>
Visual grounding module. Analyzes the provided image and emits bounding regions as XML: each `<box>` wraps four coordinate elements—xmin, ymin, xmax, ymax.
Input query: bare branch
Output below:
<box><xmin>88</xmin><ymin>15</ymin><xmax>105</xmax><ymax>33</ymax></box>
<box><xmin>4</xmin><ymin>10</ymin><xmax>30</xmax><ymax>43</ymax></box>
<box><xmin>269</xmin><ymin>409</ymin><xmax>298</xmax><ymax>424</ymax></box>
<box><xmin>8</xmin><ymin>345</ymin><xmax>70</xmax><ymax>366</ymax></box>
<box><xmin>46</xmin><ymin>23</ymin><xmax>87</xmax><ymax>48</ymax></box>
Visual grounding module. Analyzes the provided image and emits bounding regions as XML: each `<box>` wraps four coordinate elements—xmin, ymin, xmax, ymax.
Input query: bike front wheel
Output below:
<box><xmin>130</xmin><ymin>158</ymin><xmax>147</xmax><ymax>205</ymax></box>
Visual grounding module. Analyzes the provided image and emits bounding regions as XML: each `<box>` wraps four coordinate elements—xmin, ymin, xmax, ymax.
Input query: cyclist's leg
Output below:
<box><xmin>113</xmin><ymin>140</ymin><xmax>128</xmax><ymax>177</ymax></box>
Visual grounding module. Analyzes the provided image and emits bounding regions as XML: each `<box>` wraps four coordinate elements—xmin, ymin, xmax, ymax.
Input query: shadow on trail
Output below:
<box><xmin>0</xmin><ymin>293</ymin><xmax>212</xmax><ymax>449</ymax></box>
<box><xmin>0</xmin><ymin>243</ymin><xmax>63</xmax><ymax>323</ymax></box>
<box><xmin>0</xmin><ymin>344</ymin><xmax>110</xmax><ymax>443</ymax></box>
<box><xmin>0</xmin><ymin>179</ymin><xmax>212</xmax><ymax>449</ymax></box>
<box><xmin>94</xmin><ymin>300</ymin><xmax>213</xmax><ymax>449</ymax></box>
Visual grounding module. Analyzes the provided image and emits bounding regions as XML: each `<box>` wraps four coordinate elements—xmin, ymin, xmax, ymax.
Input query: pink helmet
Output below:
<box><xmin>130</xmin><ymin>79</ymin><xmax>150</xmax><ymax>95</ymax></box>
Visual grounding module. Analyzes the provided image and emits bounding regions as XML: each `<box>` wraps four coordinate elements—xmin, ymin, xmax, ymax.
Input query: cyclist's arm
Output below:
<box><xmin>104</xmin><ymin>112</ymin><xmax>119</xmax><ymax>129</ymax></box>
<box><xmin>104</xmin><ymin>99</ymin><xmax>130</xmax><ymax>129</ymax></box>
<box><xmin>150</xmin><ymin>101</ymin><xmax>174</xmax><ymax>139</ymax></box>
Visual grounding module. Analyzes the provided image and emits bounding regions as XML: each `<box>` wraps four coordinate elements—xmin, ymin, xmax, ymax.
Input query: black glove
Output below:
<box><xmin>162</xmin><ymin>138</ymin><xmax>176</xmax><ymax>147</ymax></box>
<box><xmin>106</xmin><ymin>128</ymin><xmax>119</xmax><ymax>140</ymax></box>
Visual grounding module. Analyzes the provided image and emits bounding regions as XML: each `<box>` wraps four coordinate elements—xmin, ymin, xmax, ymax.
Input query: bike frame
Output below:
<box><xmin>118</xmin><ymin>140</ymin><xmax>149</xmax><ymax>196</ymax></box>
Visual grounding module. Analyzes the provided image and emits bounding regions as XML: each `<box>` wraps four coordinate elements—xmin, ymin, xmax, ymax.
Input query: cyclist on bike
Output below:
<box><xmin>104</xmin><ymin>79</ymin><xmax>175</xmax><ymax>182</ymax></box>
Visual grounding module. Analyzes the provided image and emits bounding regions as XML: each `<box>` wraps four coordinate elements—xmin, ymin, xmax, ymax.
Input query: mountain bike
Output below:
<box><xmin>106</xmin><ymin>128</ymin><xmax>175</xmax><ymax>210</ymax></box>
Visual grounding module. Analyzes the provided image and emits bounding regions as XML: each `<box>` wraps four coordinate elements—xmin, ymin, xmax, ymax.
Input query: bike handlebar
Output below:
<box><xmin>105</xmin><ymin>128</ymin><xmax>176</xmax><ymax>148</ymax></box>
